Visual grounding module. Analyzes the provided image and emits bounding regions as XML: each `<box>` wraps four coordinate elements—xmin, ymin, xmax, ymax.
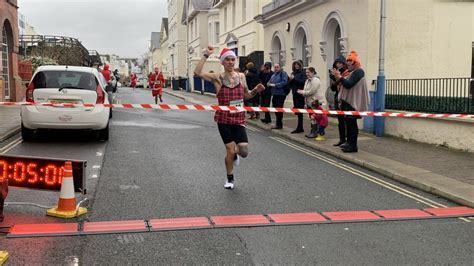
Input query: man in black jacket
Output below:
<box><xmin>288</xmin><ymin>60</ymin><xmax>307</xmax><ymax>133</ymax></box>
<box><xmin>258</xmin><ymin>62</ymin><xmax>274</xmax><ymax>124</ymax></box>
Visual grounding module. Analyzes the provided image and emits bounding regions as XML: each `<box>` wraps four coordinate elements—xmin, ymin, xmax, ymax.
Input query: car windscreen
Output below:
<box><xmin>32</xmin><ymin>70</ymin><xmax>98</xmax><ymax>91</ymax></box>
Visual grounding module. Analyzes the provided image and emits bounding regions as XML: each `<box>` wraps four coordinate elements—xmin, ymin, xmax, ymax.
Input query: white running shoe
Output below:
<box><xmin>224</xmin><ymin>181</ymin><xmax>234</xmax><ymax>189</ymax></box>
<box><xmin>233</xmin><ymin>154</ymin><xmax>240</xmax><ymax>166</ymax></box>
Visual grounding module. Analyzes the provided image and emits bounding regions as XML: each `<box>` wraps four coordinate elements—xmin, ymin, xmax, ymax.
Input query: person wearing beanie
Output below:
<box><xmin>330</xmin><ymin>50</ymin><xmax>369</xmax><ymax>153</ymax></box>
<box><xmin>194</xmin><ymin>46</ymin><xmax>264</xmax><ymax>190</ymax></box>
<box><xmin>258</xmin><ymin>62</ymin><xmax>274</xmax><ymax>124</ymax></box>
<box><xmin>329</xmin><ymin>55</ymin><xmax>350</xmax><ymax>146</ymax></box>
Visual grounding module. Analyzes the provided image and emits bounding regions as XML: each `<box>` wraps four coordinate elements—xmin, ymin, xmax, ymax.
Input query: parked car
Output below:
<box><xmin>136</xmin><ymin>75</ymin><xmax>148</xmax><ymax>89</ymax></box>
<box><xmin>21</xmin><ymin>65</ymin><xmax>111</xmax><ymax>141</ymax></box>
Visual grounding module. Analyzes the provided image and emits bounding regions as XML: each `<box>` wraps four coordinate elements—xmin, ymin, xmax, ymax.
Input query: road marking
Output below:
<box><xmin>119</xmin><ymin>185</ymin><xmax>140</xmax><ymax>190</ymax></box>
<box><xmin>269</xmin><ymin>136</ymin><xmax>471</xmax><ymax>222</ymax></box>
<box><xmin>0</xmin><ymin>137</ymin><xmax>22</xmax><ymax>154</ymax></box>
<box><xmin>117</xmin><ymin>234</ymin><xmax>144</xmax><ymax>244</ymax></box>
<box><xmin>246</xmin><ymin>125</ymin><xmax>261</xmax><ymax>132</ymax></box>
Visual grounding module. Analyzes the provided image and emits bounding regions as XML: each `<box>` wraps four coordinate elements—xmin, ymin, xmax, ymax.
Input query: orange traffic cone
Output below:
<box><xmin>46</xmin><ymin>161</ymin><xmax>87</xmax><ymax>218</ymax></box>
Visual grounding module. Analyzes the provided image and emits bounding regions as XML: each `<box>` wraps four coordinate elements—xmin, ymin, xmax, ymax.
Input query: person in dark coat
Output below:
<box><xmin>0</xmin><ymin>178</ymin><xmax>7</xmax><ymax>223</ymax></box>
<box><xmin>258</xmin><ymin>62</ymin><xmax>273</xmax><ymax>124</ymax></box>
<box><xmin>329</xmin><ymin>56</ymin><xmax>350</xmax><ymax>146</ymax></box>
<box><xmin>288</xmin><ymin>60</ymin><xmax>307</xmax><ymax>133</ymax></box>
<box><xmin>244</xmin><ymin>62</ymin><xmax>260</xmax><ymax>119</ymax></box>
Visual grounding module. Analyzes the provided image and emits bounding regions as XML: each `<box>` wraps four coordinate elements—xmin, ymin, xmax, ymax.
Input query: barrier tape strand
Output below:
<box><xmin>1</xmin><ymin>102</ymin><xmax>473</xmax><ymax>119</ymax></box>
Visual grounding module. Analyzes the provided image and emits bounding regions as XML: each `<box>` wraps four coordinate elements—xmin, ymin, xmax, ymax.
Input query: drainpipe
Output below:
<box><xmin>374</xmin><ymin>0</ymin><xmax>386</xmax><ymax>137</ymax></box>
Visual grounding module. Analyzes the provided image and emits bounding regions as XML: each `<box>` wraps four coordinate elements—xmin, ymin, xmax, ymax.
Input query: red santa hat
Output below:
<box><xmin>219</xmin><ymin>48</ymin><xmax>236</xmax><ymax>64</ymax></box>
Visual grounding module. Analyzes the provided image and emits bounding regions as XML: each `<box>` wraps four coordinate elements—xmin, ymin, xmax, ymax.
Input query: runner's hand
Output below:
<box><xmin>203</xmin><ymin>46</ymin><xmax>215</xmax><ymax>57</ymax></box>
<box><xmin>255</xmin><ymin>83</ymin><xmax>265</xmax><ymax>93</ymax></box>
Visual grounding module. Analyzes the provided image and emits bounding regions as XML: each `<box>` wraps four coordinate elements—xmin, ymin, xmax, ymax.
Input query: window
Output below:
<box><xmin>194</xmin><ymin>18</ymin><xmax>198</xmax><ymax>39</ymax></box>
<box><xmin>2</xmin><ymin>26</ymin><xmax>10</xmax><ymax>100</ymax></box>
<box><xmin>215</xmin><ymin>22</ymin><xmax>220</xmax><ymax>44</ymax></box>
<box><xmin>232</xmin><ymin>0</ymin><xmax>236</xmax><ymax>28</ymax></box>
<box><xmin>242</xmin><ymin>0</ymin><xmax>246</xmax><ymax>23</ymax></box>
<box><xmin>33</xmin><ymin>71</ymin><xmax>97</xmax><ymax>91</ymax></box>
<box><xmin>190</xmin><ymin>21</ymin><xmax>193</xmax><ymax>39</ymax></box>
<box><xmin>208</xmin><ymin>22</ymin><xmax>213</xmax><ymax>43</ymax></box>
<box><xmin>224</xmin><ymin>7</ymin><xmax>227</xmax><ymax>31</ymax></box>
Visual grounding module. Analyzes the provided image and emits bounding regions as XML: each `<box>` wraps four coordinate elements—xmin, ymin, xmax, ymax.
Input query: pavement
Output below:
<box><xmin>0</xmin><ymin>89</ymin><xmax>473</xmax><ymax>207</ymax></box>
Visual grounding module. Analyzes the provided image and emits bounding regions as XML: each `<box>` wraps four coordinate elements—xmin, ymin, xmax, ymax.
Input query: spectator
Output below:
<box><xmin>258</xmin><ymin>62</ymin><xmax>273</xmax><ymax>124</ymax></box>
<box><xmin>288</xmin><ymin>60</ymin><xmax>307</xmax><ymax>134</ymax></box>
<box><xmin>0</xmin><ymin>177</ymin><xmax>6</xmax><ymax>223</ymax></box>
<box><xmin>113</xmin><ymin>69</ymin><xmax>120</xmax><ymax>92</ymax></box>
<box><xmin>244</xmin><ymin>62</ymin><xmax>260</xmax><ymax>119</ymax></box>
<box><xmin>296</xmin><ymin>67</ymin><xmax>323</xmax><ymax>138</ymax></box>
<box><xmin>331</xmin><ymin>51</ymin><xmax>369</xmax><ymax>153</ymax></box>
<box><xmin>267</xmin><ymin>63</ymin><xmax>288</xmax><ymax>129</ymax></box>
<box><xmin>329</xmin><ymin>56</ymin><xmax>350</xmax><ymax>146</ymax></box>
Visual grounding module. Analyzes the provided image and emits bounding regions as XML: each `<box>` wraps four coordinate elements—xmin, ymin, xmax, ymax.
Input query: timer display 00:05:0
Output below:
<box><xmin>0</xmin><ymin>160</ymin><xmax>64</xmax><ymax>187</ymax></box>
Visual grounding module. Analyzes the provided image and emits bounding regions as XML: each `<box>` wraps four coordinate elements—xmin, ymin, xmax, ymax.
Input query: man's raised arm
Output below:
<box><xmin>194</xmin><ymin>46</ymin><xmax>218</xmax><ymax>83</ymax></box>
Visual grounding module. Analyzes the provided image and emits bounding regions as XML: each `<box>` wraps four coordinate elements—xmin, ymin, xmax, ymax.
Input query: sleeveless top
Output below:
<box><xmin>214</xmin><ymin>74</ymin><xmax>246</xmax><ymax>125</ymax></box>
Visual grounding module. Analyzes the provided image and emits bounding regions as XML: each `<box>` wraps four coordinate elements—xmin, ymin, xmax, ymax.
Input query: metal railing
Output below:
<box><xmin>262</xmin><ymin>0</ymin><xmax>294</xmax><ymax>14</ymax></box>
<box><xmin>384</xmin><ymin>78</ymin><xmax>474</xmax><ymax>114</ymax></box>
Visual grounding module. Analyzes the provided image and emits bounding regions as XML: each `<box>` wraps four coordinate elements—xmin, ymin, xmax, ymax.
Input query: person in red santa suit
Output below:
<box><xmin>148</xmin><ymin>67</ymin><xmax>165</xmax><ymax>103</ymax></box>
<box><xmin>130</xmin><ymin>72</ymin><xmax>138</xmax><ymax>90</ymax></box>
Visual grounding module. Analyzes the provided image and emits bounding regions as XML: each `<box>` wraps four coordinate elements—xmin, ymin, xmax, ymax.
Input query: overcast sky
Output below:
<box><xmin>18</xmin><ymin>0</ymin><xmax>168</xmax><ymax>58</ymax></box>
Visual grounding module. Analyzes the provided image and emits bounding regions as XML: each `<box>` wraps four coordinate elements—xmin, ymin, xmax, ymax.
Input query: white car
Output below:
<box><xmin>21</xmin><ymin>65</ymin><xmax>111</xmax><ymax>141</ymax></box>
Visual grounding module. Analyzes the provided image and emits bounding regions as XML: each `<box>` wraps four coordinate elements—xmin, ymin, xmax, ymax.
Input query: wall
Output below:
<box><xmin>168</xmin><ymin>0</ymin><xmax>187</xmax><ymax>77</ymax></box>
<box><xmin>0</xmin><ymin>0</ymin><xmax>21</xmax><ymax>102</ymax></box>
<box><xmin>385</xmin><ymin>116</ymin><xmax>474</xmax><ymax>152</ymax></box>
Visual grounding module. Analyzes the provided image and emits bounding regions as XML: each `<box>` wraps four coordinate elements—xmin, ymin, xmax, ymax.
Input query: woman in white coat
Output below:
<box><xmin>297</xmin><ymin>67</ymin><xmax>324</xmax><ymax>138</ymax></box>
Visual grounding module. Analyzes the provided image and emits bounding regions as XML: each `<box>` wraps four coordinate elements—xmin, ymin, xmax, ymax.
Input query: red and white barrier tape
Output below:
<box><xmin>1</xmin><ymin>102</ymin><xmax>473</xmax><ymax>119</ymax></box>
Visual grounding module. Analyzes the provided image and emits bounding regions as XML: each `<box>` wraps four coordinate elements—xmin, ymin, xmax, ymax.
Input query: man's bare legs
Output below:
<box><xmin>224</xmin><ymin>142</ymin><xmax>248</xmax><ymax>174</ymax></box>
<box><xmin>224</xmin><ymin>142</ymin><xmax>248</xmax><ymax>189</ymax></box>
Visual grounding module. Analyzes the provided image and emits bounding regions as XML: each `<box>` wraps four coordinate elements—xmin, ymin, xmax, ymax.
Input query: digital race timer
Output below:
<box><xmin>0</xmin><ymin>155</ymin><xmax>86</xmax><ymax>193</ymax></box>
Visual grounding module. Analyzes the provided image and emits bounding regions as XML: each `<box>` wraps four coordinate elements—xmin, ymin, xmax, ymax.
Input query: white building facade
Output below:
<box><xmin>167</xmin><ymin>0</ymin><xmax>187</xmax><ymax>79</ymax></box>
<box><xmin>256</xmin><ymin>0</ymin><xmax>474</xmax><ymax>151</ymax></box>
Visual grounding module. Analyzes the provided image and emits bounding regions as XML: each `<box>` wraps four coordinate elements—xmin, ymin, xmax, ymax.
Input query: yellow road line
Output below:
<box><xmin>270</xmin><ymin>136</ymin><xmax>471</xmax><ymax>223</ymax></box>
<box><xmin>0</xmin><ymin>251</ymin><xmax>9</xmax><ymax>265</ymax></box>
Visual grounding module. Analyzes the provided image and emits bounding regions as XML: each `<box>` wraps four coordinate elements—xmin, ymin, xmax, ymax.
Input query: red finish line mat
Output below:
<box><xmin>81</xmin><ymin>220</ymin><xmax>148</xmax><ymax>235</ymax></box>
<box><xmin>7</xmin><ymin>207</ymin><xmax>474</xmax><ymax>238</ymax></box>
<box><xmin>211</xmin><ymin>215</ymin><xmax>271</xmax><ymax>227</ymax></box>
<box><xmin>8</xmin><ymin>223</ymin><xmax>79</xmax><ymax>238</ymax></box>
<box><xmin>268</xmin><ymin>212</ymin><xmax>328</xmax><ymax>224</ymax></box>
<box><xmin>149</xmin><ymin>217</ymin><xmax>212</xmax><ymax>231</ymax></box>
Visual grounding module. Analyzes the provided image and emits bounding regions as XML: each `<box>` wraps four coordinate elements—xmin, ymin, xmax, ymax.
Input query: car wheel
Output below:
<box><xmin>21</xmin><ymin>124</ymin><xmax>35</xmax><ymax>141</ymax></box>
<box><xmin>98</xmin><ymin>123</ymin><xmax>109</xmax><ymax>141</ymax></box>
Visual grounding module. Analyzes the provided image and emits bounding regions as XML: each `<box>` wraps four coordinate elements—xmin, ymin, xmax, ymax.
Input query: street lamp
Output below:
<box><xmin>374</xmin><ymin>0</ymin><xmax>386</xmax><ymax>137</ymax></box>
